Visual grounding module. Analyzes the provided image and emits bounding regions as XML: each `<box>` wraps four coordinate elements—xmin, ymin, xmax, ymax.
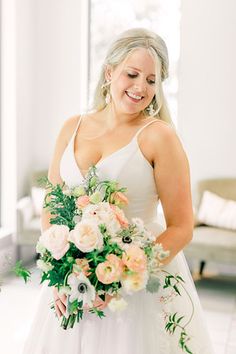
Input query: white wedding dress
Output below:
<box><xmin>23</xmin><ymin>116</ymin><xmax>214</xmax><ymax>354</ymax></box>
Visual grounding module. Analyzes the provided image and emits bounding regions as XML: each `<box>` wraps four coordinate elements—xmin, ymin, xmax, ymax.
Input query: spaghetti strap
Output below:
<box><xmin>134</xmin><ymin>119</ymin><xmax>159</xmax><ymax>139</ymax></box>
<box><xmin>73</xmin><ymin>114</ymin><xmax>83</xmax><ymax>137</ymax></box>
<box><xmin>134</xmin><ymin>118</ymin><xmax>173</xmax><ymax>139</ymax></box>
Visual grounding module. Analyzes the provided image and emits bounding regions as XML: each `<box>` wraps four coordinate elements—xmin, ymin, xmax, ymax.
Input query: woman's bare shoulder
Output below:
<box><xmin>144</xmin><ymin>118</ymin><xmax>177</xmax><ymax>143</ymax></box>
<box><xmin>141</xmin><ymin>118</ymin><xmax>184</xmax><ymax>160</ymax></box>
<box><xmin>47</xmin><ymin>115</ymin><xmax>80</xmax><ymax>185</ymax></box>
<box><xmin>60</xmin><ymin>114</ymin><xmax>81</xmax><ymax>145</ymax></box>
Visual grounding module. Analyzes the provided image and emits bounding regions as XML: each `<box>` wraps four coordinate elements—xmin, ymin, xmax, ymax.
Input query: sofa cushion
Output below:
<box><xmin>185</xmin><ymin>226</ymin><xmax>236</xmax><ymax>264</ymax></box>
<box><xmin>193</xmin><ymin>226</ymin><xmax>236</xmax><ymax>248</ymax></box>
<box><xmin>197</xmin><ymin>190</ymin><xmax>236</xmax><ymax>230</ymax></box>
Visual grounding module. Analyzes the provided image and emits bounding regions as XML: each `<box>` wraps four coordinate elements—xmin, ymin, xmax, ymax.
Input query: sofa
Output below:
<box><xmin>184</xmin><ymin>178</ymin><xmax>236</xmax><ymax>275</ymax></box>
<box><xmin>16</xmin><ymin>170</ymin><xmax>48</xmax><ymax>261</ymax></box>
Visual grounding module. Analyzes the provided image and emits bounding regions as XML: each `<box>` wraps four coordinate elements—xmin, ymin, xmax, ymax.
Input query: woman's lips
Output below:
<box><xmin>125</xmin><ymin>91</ymin><xmax>143</xmax><ymax>103</ymax></box>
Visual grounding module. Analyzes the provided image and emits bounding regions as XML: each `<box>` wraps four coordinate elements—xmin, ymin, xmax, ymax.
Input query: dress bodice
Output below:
<box><xmin>60</xmin><ymin>115</ymin><xmax>162</xmax><ymax>225</ymax></box>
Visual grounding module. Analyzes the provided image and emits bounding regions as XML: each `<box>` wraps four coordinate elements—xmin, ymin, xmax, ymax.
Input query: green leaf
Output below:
<box><xmin>177</xmin><ymin>316</ymin><xmax>184</xmax><ymax>324</ymax></box>
<box><xmin>67</xmin><ymin>299</ymin><xmax>79</xmax><ymax>314</ymax></box>
<box><xmin>12</xmin><ymin>261</ymin><xmax>31</xmax><ymax>283</ymax></box>
<box><xmin>176</xmin><ymin>275</ymin><xmax>185</xmax><ymax>283</ymax></box>
<box><xmin>172</xmin><ymin>312</ymin><xmax>177</xmax><ymax>322</ymax></box>
<box><xmin>184</xmin><ymin>344</ymin><xmax>193</xmax><ymax>354</ymax></box>
<box><xmin>173</xmin><ymin>284</ymin><xmax>181</xmax><ymax>296</ymax></box>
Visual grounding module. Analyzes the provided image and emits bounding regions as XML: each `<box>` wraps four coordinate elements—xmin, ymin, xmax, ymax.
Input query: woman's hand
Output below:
<box><xmin>52</xmin><ymin>286</ymin><xmax>67</xmax><ymax>319</ymax></box>
<box><xmin>91</xmin><ymin>293</ymin><xmax>113</xmax><ymax>311</ymax></box>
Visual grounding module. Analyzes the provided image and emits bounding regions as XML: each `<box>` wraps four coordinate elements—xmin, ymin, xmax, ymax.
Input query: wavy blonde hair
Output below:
<box><xmin>91</xmin><ymin>28</ymin><xmax>173</xmax><ymax>125</ymax></box>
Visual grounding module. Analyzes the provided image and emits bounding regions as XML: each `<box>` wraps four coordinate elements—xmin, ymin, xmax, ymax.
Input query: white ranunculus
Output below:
<box><xmin>67</xmin><ymin>272</ymin><xmax>96</xmax><ymax>307</ymax></box>
<box><xmin>81</xmin><ymin>202</ymin><xmax>121</xmax><ymax>237</ymax></box>
<box><xmin>36</xmin><ymin>241</ymin><xmax>47</xmax><ymax>256</ymax></box>
<box><xmin>108</xmin><ymin>297</ymin><xmax>128</xmax><ymax>312</ymax></box>
<box><xmin>69</xmin><ymin>220</ymin><xmax>104</xmax><ymax>252</ymax></box>
<box><xmin>36</xmin><ymin>259</ymin><xmax>54</xmax><ymax>272</ymax></box>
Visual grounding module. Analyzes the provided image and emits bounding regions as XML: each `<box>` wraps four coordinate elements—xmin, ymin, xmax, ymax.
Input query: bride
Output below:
<box><xmin>23</xmin><ymin>28</ymin><xmax>214</xmax><ymax>353</ymax></box>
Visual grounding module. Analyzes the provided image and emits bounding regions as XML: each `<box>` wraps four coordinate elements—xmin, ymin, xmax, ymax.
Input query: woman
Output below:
<box><xmin>23</xmin><ymin>28</ymin><xmax>213</xmax><ymax>353</ymax></box>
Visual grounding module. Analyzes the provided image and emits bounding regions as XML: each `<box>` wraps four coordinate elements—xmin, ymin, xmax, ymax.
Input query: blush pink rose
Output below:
<box><xmin>76</xmin><ymin>195</ymin><xmax>90</xmax><ymax>208</ymax></box>
<box><xmin>39</xmin><ymin>225</ymin><xmax>70</xmax><ymax>260</ymax></box>
<box><xmin>122</xmin><ymin>245</ymin><xmax>147</xmax><ymax>272</ymax></box>
<box><xmin>110</xmin><ymin>204</ymin><xmax>129</xmax><ymax>228</ymax></box>
<box><xmin>95</xmin><ymin>254</ymin><xmax>123</xmax><ymax>284</ymax></box>
<box><xmin>69</xmin><ymin>221</ymin><xmax>103</xmax><ymax>252</ymax></box>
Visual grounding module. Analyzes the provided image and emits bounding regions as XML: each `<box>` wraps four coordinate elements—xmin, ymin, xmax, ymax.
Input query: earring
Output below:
<box><xmin>147</xmin><ymin>103</ymin><xmax>155</xmax><ymax>116</ymax></box>
<box><xmin>105</xmin><ymin>91</ymin><xmax>111</xmax><ymax>105</ymax></box>
<box><xmin>101</xmin><ymin>81</ymin><xmax>111</xmax><ymax>105</ymax></box>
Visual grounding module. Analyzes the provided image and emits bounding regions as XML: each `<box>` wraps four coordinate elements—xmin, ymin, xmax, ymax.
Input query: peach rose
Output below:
<box><xmin>76</xmin><ymin>195</ymin><xmax>90</xmax><ymax>208</ymax></box>
<box><xmin>73</xmin><ymin>258</ymin><xmax>91</xmax><ymax>277</ymax></box>
<box><xmin>69</xmin><ymin>221</ymin><xmax>103</xmax><ymax>252</ymax></box>
<box><xmin>96</xmin><ymin>254</ymin><xmax>123</xmax><ymax>284</ymax></box>
<box><xmin>122</xmin><ymin>245</ymin><xmax>147</xmax><ymax>272</ymax></box>
<box><xmin>39</xmin><ymin>225</ymin><xmax>70</xmax><ymax>260</ymax></box>
<box><xmin>110</xmin><ymin>192</ymin><xmax>129</xmax><ymax>207</ymax></box>
<box><xmin>110</xmin><ymin>204</ymin><xmax>129</xmax><ymax>228</ymax></box>
<box><xmin>121</xmin><ymin>271</ymin><xmax>148</xmax><ymax>294</ymax></box>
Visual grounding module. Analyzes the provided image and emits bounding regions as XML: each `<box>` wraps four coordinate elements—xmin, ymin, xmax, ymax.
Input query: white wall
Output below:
<box><xmin>16</xmin><ymin>0</ymin><xmax>89</xmax><ymax>198</ymax></box>
<box><xmin>4</xmin><ymin>0</ymin><xmax>236</xmax><ymax>209</ymax></box>
<box><xmin>1</xmin><ymin>0</ymin><xmax>17</xmax><ymax>229</ymax></box>
<box><xmin>178</xmin><ymin>0</ymin><xmax>236</xmax><ymax>198</ymax></box>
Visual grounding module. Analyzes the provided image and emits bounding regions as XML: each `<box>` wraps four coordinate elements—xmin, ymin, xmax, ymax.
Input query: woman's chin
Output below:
<box><xmin>118</xmin><ymin>103</ymin><xmax>143</xmax><ymax>115</ymax></box>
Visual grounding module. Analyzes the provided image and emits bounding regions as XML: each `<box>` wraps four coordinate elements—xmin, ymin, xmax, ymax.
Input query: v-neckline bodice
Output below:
<box><xmin>73</xmin><ymin>133</ymin><xmax>139</xmax><ymax>179</ymax></box>
<box><xmin>72</xmin><ymin>115</ymin><xmax>157</xmax><ymax>179</ymax></box>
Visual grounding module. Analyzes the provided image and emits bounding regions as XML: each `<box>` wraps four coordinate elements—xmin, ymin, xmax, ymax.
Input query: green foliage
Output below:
<box><xmin>163</xmin><ymin>274</ymin><xmax>184</xmax><ymax>296</ymax></box>
<box><xmin>165</xmin><ymin>312</ymin><xmax>184</xmax><ymax>334</ymax></box>
<box><xmin>43</xmin><ymin>181</ymin><xmax>77</xmax><ymax>230</ymax></box>
<box><xmin>67</xmin><ymin>299</ymin><xmax>79</xmax><ymax>314</ymax></box>
<box><xmin>179</xmin><ymin>330</ymin><xmax>193</xmax><ymax>354</ymax></box>
<box><xmin>12</xmin><ymin>261</ymin><xmax>31</xmax><ymax>283</ymax></box>
<box><xmin>89</xmin><ymin>307</ymin><xmax>106</xmax><ymax>319</ymax></box>
<box><xmin>162</xmin><ymin>270</ymin><xmax>194</xmax><ymax>353</ymax></box>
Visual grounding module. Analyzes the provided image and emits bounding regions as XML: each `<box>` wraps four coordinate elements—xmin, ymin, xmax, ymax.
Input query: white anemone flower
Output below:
<box><xmin>67</xmin><ymin>272</ymin><xmax>96</xmax><ymax>307</ymax></box>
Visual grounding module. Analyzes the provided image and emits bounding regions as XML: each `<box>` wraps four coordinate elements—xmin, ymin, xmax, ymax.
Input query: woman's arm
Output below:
<box><xmin>152</xmin><ymin>124</ymin><xmax>194</xmax><ymax>264</ymax></box>
<box><xmin>40</xmin><ymin>115</ymin><xmax>80</xmax><ymax>318</ymax></box>
<box><xmin>40</xmin><ymin>115</ymin><xmax>79</xmax><ymax>233</ymax></box>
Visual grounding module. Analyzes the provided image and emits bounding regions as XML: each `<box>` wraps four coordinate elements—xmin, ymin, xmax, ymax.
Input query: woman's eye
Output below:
<box><xmin>148</xmin><ymin>79</ymin><xmax>156</xmax><ymax>85</ymax></box>
<box><xmin>127</xmin><ymin>73</ymin><xmax>137</xmax><ymax>78</ymax></box>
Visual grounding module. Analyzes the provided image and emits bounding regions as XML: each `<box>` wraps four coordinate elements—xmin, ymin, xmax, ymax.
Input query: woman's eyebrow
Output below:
<box><xmin>126</xmin><ymin>66</ymin><xmax>155</xmax><ymax>76</ymax></box>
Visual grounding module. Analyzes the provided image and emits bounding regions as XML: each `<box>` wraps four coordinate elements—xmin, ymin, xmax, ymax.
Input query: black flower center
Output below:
<box><xmin>122</xmin><ymin>235</ymin><xmax>132</xmax><ymax>244</ymax></box>
<box><xmin>78</xmin><ymin>283</ymin><xmax>88</xmax><ymax>293</ymax></box>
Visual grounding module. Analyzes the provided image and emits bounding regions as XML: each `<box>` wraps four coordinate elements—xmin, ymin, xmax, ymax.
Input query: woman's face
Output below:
<box><xmin>106</xmin><ymin>48</ymin><xmax>156</xmax><ymax>115</ymax></box>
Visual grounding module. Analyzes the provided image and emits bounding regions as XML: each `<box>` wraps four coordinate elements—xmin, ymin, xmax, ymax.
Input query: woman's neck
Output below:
<box><xmin>100</xmin><ymin>104</ymin><xmax>146</xmax><ymax>129</ymax></box>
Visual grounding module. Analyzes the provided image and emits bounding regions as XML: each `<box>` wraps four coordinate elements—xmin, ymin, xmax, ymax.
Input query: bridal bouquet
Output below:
<box><xmin>23</xmin><ymin>165</ymin><xmax>194</xmax><ymax>353</ymax></box>
<box><xmin>36</xmin><ymin>166</ymin><xmax>169</xmax><ymax>329</ymax></box>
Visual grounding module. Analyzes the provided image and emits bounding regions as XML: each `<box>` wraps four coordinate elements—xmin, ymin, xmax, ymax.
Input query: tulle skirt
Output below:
<box><xmin>22</xmin><ymin>222</ymin><xmax>214</xmax><ymax>354</ymax></box>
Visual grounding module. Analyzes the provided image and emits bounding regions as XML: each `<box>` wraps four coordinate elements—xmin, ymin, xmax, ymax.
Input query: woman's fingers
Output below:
<box><xmin>56</xmin><ymin>299</ymin><xmax>66</xmax><ymax>316</ymax></box>
<box><xmin>59</xmin><ymin>293</ymin><xmax>67</xmax><ymax>306</ymax></box>
<box><xmin>52</xmin><ymin>286</ymin><xmax>67</xmax><ymax>318</ymax></box>
<box><xmin>93</xmin><ymin>295</ymin><xmax>111</xmax><ymax>310</ymax></box>
<box><xmin>55</xmin><ymin>301</ymin><xmax>63</xmax><ymax>319</ymax></box>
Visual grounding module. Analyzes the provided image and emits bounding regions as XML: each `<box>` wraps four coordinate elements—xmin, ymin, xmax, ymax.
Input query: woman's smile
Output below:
<box><xmin>125</xmin><ymin>90</ymin><xmax>144</xmax><ymax>103</ymax></box>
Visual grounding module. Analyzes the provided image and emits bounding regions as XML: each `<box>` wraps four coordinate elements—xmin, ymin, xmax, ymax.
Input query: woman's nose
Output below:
<box><xmin>133</xmin><ymin>77</ymin><xmax>147</xmax><ymax>93</ymax></box>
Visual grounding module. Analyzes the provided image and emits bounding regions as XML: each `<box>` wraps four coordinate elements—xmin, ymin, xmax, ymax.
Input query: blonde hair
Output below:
<box><xmin>91</xmin><ymin>28</ymin><xmax>173</xmax><ymax>125</ymax></box>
